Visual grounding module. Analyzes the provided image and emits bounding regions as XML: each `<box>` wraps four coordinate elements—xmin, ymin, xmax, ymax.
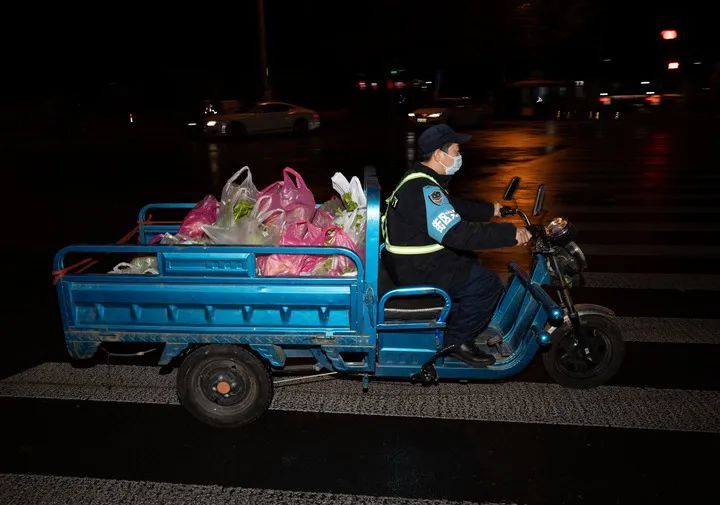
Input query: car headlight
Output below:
<box><xmin>407</xmin><ymin>113</ymin><xmax>415</xmax><ymax>117</ymax></box>
<box><xmin>206</xmin><ymin>120</ymin><xmax>217</xmax><ymax>127</ymax></box>
<box><xmin>428</xmin><ymin>113</ymin><xmax>443</xmax><ymax>118</ymax></box>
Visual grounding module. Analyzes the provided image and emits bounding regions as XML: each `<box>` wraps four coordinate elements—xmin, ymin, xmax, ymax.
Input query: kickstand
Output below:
<box><xmin>410</xmin><ymin>344</ymin><xmax>456</xmax><ymax>387</ymax></box>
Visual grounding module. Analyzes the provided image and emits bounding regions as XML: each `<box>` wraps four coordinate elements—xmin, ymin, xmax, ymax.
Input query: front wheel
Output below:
<box><xmin>543</xmin><ymin>314</ymin><xmax>625</xmax><ymax>388</ymax></box>
<box><xmin>177</xmin><ymin>345</ymin><xmax>273</xmax><ymax>428</ymax></box>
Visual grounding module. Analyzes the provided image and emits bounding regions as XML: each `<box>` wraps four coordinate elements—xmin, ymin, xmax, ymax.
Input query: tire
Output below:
<box><xmin>292</xmin><ymin>118</ymin><xmax>309</xmax><ymax>134</ymax></box>
<box><xmin>542</xmin><ymin>314</ymin><xmax>625</xmax><ymax>389</ymax></box>
<box><xmin>177</xmin><ymin>345</ymin><xmax>273</xmax><ymax>428</ymax></box>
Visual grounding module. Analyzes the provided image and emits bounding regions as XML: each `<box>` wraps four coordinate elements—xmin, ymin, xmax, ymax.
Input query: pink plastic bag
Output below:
<box><xmin>311</xmin><ymin>207</ymin><xmax>335</xmax><ymax>228</ymax></box>
<box><xmin>312</xmin><ymin>225</ymin><xmax>361</xmax><ymax>276</ymax></box>
<box><xmin>177</xmin><ymin>195</ymin><xmax>219</xmax><ymax>240</ymax></box>
<box><xmin>258</xmin><ymin>221</ymin><xmax>325</xmax><ymax>276</ymax></box>
<box><xmin>257</xmin><ymin>167</ymin><xmax>316</xmax><ymax>225</ymax></box>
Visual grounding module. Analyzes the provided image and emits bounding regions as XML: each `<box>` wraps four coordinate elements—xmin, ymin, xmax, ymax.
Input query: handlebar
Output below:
<box><xmin>500</xmin><ymin>206</ymin><xmax>532</xmax><ymax>226</ymax></box>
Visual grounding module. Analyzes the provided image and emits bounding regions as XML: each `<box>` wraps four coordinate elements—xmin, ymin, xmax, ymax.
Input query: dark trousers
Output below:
<box><xmin>443</xmin><ymin>263</ymin><xmax>505</xmax><ymax>347</ymax></box>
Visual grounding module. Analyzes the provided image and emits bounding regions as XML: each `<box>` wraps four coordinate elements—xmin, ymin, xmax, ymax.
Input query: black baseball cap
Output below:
<box><xmin>418</xmin><ymin>124</ymin><xmax>471</xmax><ymax>155</ymax></box>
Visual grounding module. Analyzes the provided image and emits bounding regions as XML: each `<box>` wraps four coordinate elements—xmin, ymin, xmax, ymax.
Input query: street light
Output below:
<box><xmin>258</xmin><ymin>0</ymin><xmax>272</xmax><ymax>99</ymax></box>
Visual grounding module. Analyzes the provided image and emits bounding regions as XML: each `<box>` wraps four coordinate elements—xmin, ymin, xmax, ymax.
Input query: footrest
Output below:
<box><xmin>480</xmin><ymin>328</ymin><xmax>512</xmax><ymax>357</ymax></box>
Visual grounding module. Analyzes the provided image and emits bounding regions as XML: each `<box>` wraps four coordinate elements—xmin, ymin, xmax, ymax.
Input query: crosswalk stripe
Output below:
<box><xmin>554</xmin><ymin>205</ymin><xmax>720</xmax><ymax>213</ymax></box>
<box><xmin>2</xmin><ymin>363</ymin><xmax>718</xmax><ymax>433</ymax></box>
<box><xmin>0</xmin><ymin>473</ymin><xmax>494</xmax><ymax>505</ymax></box>
<box><xmin>579</xmin><ymin>273</ymin><xmax>720</xmax><ymax>290</ymax></box>
<box><xmin>579</xmin><ymin>244</ymin><xmax>720</xmax><ymax>257</ymax></box>
<box><xmin>496</xmin><ymin>272</ymin><xmax>720</xmax><ymax>290</ymax></box>
<box><xmin>574</xmin><ymin>222</ymin><xmax>720</xmax><ymax>231</ymax></box>
<box><xmin>555</xmin><ymin>194</ymin><xmax>720</xmax><ymax>202</ymax></box>
<box><xmin>616</xmin><ymin>317</ymin><xmax>720</xmax><ymax>344</ymax></box>
<box><xmin>491</xmin><ymin>244</ymin><xmax>720</xmax><ymax>257</ymax></box>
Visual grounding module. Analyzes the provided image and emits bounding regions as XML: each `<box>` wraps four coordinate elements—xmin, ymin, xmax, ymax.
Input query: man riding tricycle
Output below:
<box><xmin>53</xmin><ymin>128</ymin><xmax>624</xmax><ymax>428</ymax></box>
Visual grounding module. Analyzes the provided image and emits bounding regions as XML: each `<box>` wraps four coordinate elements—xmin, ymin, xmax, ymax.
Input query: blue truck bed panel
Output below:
<box><xmin>54</xmin><ymin>170</ymin><xmax>385</xmax><ymax>368</ymax></box>
<box><xmin>68</xmin><ymin>279</ymin><xmax>357</xmax><ymax>330</ymax></box>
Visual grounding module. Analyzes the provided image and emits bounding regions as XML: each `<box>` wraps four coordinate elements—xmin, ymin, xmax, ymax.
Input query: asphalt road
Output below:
<box><xmin>1</xmin><ymin>112</ymin><xmax>718</xmax><ymax>504</ymax></box>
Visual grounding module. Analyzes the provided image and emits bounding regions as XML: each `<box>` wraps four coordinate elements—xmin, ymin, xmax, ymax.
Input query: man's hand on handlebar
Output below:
<box><xmin>498</xmin><ymin>205</ymin><xmax>516</xmax><ymax>218</ymax></box>
<box><xmin>515</xmin><ymin>228</ymin><xmax>532</xmax><ymax>246</ymax></box>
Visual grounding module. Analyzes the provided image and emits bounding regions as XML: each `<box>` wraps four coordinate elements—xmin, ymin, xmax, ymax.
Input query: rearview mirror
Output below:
<box><xmin>532</xmin><ymin>184</ymin><xmax>545</xmax><ymax>216</ymax></box>
<box><xmin>503</xmin><ymin>177</ymin><xmax>521</xmax><ymax>201</ymax></box>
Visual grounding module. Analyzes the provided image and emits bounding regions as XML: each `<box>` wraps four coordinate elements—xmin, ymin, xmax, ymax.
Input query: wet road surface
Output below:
<box><xmin>1</xmin><ymin>112</ymin><xmax>719</xmax><ymax>504</ymax></box>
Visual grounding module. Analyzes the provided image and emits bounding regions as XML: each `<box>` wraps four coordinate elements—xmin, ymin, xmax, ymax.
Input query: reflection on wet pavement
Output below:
<box><xmin>2</xmin><ymin>114</ymin><xmax>718</xmax><ymax>371</ymax></box>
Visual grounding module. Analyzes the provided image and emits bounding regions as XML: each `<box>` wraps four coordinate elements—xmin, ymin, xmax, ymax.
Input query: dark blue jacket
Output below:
<box><xmin>382</xmin><ymin>162</ymin><xmax>517</xmax><ymax>294</ymax></box>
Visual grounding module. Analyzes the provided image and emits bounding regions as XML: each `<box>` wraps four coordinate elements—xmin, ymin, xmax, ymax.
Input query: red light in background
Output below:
<box><xmin>645</xmin><ymin>95</ymin><xmax>661</xmax><ymax>105</ymax></box>
<box><xmin>386</xmin><ymin>79</ymin><xmax>395</xmax><ymax>90</ymax></box>
<box><xmin>599</xmin><ymin>96</ymin><xmax>611</xmax><ymax>105</ymax></box>
<box><xmin>357</xmin><ymin>80</ymin><xmax>367</xmax><ymax>90</ymax></box>
<box><xmin>394</xmin><ymin>81</ymin><xmax>405</xmax><ymax>89</ymax></box>
<box><xmin>668</xmin><ymin>61</ymin><xmax>680</xmax><ymax>70</ymax></box>
<box><xmin>661</xmin><ymin>30</ymin><xmax>678</xmax><ymax>40</ymax></box>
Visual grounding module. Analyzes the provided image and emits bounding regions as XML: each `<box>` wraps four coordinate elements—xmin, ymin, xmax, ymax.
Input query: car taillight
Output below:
<box><xmin>645</xmin><ymin>95</ymin><xmax>661</xmax><ymax>105</ymax></box>
<box><xmin>599</xmin><ymin>96</ymin><xmax>611</xmax><ymax>105</ymax></box>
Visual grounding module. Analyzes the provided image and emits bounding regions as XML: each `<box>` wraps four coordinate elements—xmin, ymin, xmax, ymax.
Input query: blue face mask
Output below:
<box><xmin>440</xmin><ymin>151</ymin><xmax>463</xmax><ymax>175</ymax></box>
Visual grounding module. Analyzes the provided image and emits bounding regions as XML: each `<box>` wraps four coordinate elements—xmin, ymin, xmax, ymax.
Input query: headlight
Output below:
<box><xmin>545</xmin><ymin>217</ymin><xmax>576</xmax><ymax>246</ymax></box>
<box><xmin>407</xmin><ymin>113</ymin><xmax>415</xmax><ymax>117</ymax></box>
<box><xmin>206</xmin><ymin>120</ymin><xmax>217</xmax><ymax>127</ymax></box>
<box><xmin>428</xmin><ymin>113</ymin><xmax>443</xmax><ymax>118</ymax></box>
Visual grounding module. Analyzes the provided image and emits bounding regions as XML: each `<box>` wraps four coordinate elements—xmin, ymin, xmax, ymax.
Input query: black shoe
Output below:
<box><xmin>449</xmin><ymin>341</ymin><xmax>496</xmax><ymax>366</ymax></box>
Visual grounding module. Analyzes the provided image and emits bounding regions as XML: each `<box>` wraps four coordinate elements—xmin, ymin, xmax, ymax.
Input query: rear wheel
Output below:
<box><xmin>542</xmin><ymin>314</ymin><xmax>625</xmax><ymax>388</ymax></box>
<box><xmin>177</xmin><ymin>345</ymin><xmax>273</xmax><ymax>428</ymax></box>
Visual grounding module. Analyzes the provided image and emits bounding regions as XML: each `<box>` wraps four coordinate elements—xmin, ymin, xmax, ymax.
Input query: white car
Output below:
<box><xmin>408</xmin><ymin>97</ymin><xmax>485</xmax><ymax>128</ymax></box>
<box><xmin>204</xmin><ymin>101</ymin><xmax>321</xmax><ymax>136</ymax></box>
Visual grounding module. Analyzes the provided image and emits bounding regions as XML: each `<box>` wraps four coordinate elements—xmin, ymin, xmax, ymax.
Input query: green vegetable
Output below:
<box><xmin>233</xmin><ymin>199</ymin><xmax>255</xmax><ymax>221</ymax></box>
<box><xmin>341</xmin><ymin>192</ymin><xmax>358</xmax><ymax>211</ymax></box>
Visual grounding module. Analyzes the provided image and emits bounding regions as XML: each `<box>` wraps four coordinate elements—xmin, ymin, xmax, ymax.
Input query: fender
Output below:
<box><xmin>547</xmin><ymin>303</ymin><xmax>615</xmax><ymax>333</ymax></box>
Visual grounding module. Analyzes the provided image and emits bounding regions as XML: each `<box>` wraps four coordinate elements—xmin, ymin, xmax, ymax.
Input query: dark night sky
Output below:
<box><xmin>1</xmin><ymin>1</ymin><xmax>714</xmax><ymax>109</ymax></box>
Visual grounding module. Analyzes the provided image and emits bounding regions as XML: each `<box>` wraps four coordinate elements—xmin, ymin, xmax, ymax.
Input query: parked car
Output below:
<box><xmin>408</xmin><ymin>97</ymin><xmax>485</xmax><ymax>128</ymax></box>
<box><xmin>204</xmin><ymin>101</ymin><xmax>321</xmax><ymax>136</ymax></box>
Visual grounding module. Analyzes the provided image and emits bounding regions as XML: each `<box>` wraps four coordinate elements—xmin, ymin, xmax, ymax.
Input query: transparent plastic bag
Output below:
<box><xmin>109</xmin><ymin>256</ymin><xmax>158</xmax><ymax>275</ymax></box>
<box><xmin>331</xmin><ymin>172</ymin><xmax>367</xmax><ymax>210</ymax></box>
<box><xmin>311</xmin><ymin>207</ymin><xmax>335</xmax><ymax>228</ymax></box>
<box><xmin>204</xmin><ymin>195</ymin><xmax>285</xmax><ymax>245</ymax></box>
<box><xmin>216</xmin><ymin>167</ymin><xmax>258</xmax><ymax>228</ymax></box>
<box><xmin>333</xmin><ymin>207</ymin><xmax>367</xmax><ymax>254</ymax></box>
<box><xmin>318</xmin><ymin>196</ymin><xmax>344</xmax><ymax>216</ymax></box>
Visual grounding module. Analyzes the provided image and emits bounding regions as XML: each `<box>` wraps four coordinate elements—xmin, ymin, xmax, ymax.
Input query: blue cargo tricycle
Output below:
<box><xmin>53</xmin><ymin>168</ymin><xmax>624</xmax><ymax>428</ymax></box>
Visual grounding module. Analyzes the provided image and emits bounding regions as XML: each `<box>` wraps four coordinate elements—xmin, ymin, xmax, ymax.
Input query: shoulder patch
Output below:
<box><xmin>422</xmin><ymin>185</ymin><xmax>461</xmax><ymax>242</ymax></box>
<box><xmin>428</xmin><ymin>190</ymin><xmax>444</xmax><ymax>205</ymax></box>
